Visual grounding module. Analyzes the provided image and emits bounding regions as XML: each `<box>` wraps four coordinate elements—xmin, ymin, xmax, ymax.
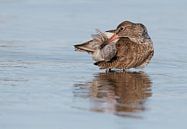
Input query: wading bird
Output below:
<box><xmin>74</xmin><ymin>21</ymin><xmax>154</xmax><ymax>71</ymax></box>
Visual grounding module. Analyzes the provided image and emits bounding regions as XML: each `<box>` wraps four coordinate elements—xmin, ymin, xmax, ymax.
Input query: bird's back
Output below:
<box><xmin>95</xmin><ymin>37</ymin><xmax>154</xmax><ymax>69</ymax></box>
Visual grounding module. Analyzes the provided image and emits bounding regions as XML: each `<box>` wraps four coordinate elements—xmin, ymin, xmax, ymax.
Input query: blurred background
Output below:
<box><xmin>0</xmin><ymin>0</ymin><xmax>187</xmax><ymax>129</ymax></box>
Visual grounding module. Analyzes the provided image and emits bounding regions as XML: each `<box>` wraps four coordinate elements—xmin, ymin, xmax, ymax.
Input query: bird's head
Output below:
<box><xmin>108</xmin><ymin>21</ymin><xmax>150</xmax><ymax>43</ymax></box>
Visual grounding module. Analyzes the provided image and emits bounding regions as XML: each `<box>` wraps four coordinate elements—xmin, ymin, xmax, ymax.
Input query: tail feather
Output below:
<box><xmin>74</xmin><ymin>29</ymin><xmax>114</xmax><ymax>54</ymax></box>
<box><xmin>74</xmin><ymin>40</ymin><xmax>95</xmax><ymax>53</ymax></box>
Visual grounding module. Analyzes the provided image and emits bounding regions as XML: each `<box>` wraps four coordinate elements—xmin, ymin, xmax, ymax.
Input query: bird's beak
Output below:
<box><xmin>106</xmin><ymin>29</ymin><xmax>116</xmax><ymax>33</ymax></box>
<box><xmin>108</xmin><ymin>33</ymin><xmax>119</xmax><ymax>43</ymax></box>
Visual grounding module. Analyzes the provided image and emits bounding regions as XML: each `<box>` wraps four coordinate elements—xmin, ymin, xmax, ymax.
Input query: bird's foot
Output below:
<box><xmin>122</xmin><ymin>69</ymin><xmax>126</xmax><ymax>72</ymax></box>
<box><xmin>106</xmin><ymin>68</ymin><xmax>112</xmax><ymax>73</ymax></box>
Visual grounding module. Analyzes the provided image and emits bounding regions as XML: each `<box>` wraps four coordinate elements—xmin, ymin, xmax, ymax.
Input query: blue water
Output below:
<box><xmin>0</xmin><ymin>0</ymin><xmax>187</xmax><ymax>129</ymax></box>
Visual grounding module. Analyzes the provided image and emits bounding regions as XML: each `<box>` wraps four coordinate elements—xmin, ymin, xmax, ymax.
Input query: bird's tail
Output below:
<box><xmin>74</xmin><ymin>29</ymin><xmax>109</xmax><ymax>53</ymax></box>
<box><xmin>74</xmin><ymin>40</ymin><xmax>95</xmax><ymax>53</ymax></box>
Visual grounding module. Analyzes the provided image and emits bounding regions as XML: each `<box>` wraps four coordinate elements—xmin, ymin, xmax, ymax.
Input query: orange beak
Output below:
<box><xmin>108</xmin><ymin>33</ymin><xmax>119</xmax><ymax>43</ymax></box>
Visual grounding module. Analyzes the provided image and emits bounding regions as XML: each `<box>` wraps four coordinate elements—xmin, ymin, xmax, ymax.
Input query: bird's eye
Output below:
<box><xmin>116</xmin><ymin>27</ymin><xmax>125</xmax><ymax>34</ymax></box>
<box><xmin>119</xmin><ymin>27</ymin><xmax>125</xmax><ymax>31</ymax></box>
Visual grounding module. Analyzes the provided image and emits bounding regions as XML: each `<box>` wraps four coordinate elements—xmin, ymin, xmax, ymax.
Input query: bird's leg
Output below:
<box><xmin>106</xmin><ymin>68</ymin><xmax>112</xmax><ymax>73</ymax></box>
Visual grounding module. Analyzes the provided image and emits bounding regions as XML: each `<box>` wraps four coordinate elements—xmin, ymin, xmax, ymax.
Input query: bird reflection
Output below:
<box><xmin>74</xmin><ymin>71</ymin><xmax>152</xmax><ymax>116</ymax></box>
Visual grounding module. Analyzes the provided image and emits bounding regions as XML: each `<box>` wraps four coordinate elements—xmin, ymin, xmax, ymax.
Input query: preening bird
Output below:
<box><xmin>74</xmin><ymin>21</ymin><xmax>154</xmax><ymax>71</ymax></box>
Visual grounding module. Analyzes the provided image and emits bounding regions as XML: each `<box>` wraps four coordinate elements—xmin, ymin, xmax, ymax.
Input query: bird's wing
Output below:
<box><xmin>95</xmin><ymin>37</ymin><xmax>153</xmax><ymax>69</ymax></box>
<box><xmin>94</xmin><ymin>37</ymin><xmax>131</xmax><ymax>68</ymax></box>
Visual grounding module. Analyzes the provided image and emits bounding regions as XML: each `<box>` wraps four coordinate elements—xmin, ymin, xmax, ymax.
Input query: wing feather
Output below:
<box><xmin>95</xmin><ymin>37</ymin><xmax>153</xmax><ymax>69</ymax></box>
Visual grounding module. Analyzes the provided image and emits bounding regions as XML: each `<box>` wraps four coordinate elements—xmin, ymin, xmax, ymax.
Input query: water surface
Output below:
<box><xmin>0</xmin><ymin>0</ymin><xmax>187</xmax><ymax>129</ymax></box>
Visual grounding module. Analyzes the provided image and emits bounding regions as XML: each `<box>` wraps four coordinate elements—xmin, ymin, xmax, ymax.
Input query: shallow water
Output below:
<box><xmin>0</xmin><ymin>0</ymin><xmax>187</xmax><ymax>129</ymax></box>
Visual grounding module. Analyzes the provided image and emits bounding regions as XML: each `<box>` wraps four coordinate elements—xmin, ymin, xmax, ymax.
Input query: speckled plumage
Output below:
<box><xmin>74</xmin><ymin>21</ymin><xmax>154</xmax><ymax>70</ymax></box>
<box><xmin>95</xmin><ymin>37</ymin><xmax>154</xmax><ymax>69</ymax></box>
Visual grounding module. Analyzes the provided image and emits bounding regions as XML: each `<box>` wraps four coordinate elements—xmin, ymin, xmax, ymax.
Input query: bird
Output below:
<box><xmin>74</xmin><ymin>21</ymin><xmax>154</xmax><ymax>71</ymax></box>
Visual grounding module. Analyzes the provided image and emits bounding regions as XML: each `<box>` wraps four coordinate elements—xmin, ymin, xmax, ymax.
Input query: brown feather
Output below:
<box><xmin>74</xmin><ymin>21</ymin><xmax>154</xmax><ymax>70</ymax></box>
<box><xmin>95</xmin><ymin>37</ymin><xmax>154</xmax><ymax>69</ymax></box>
